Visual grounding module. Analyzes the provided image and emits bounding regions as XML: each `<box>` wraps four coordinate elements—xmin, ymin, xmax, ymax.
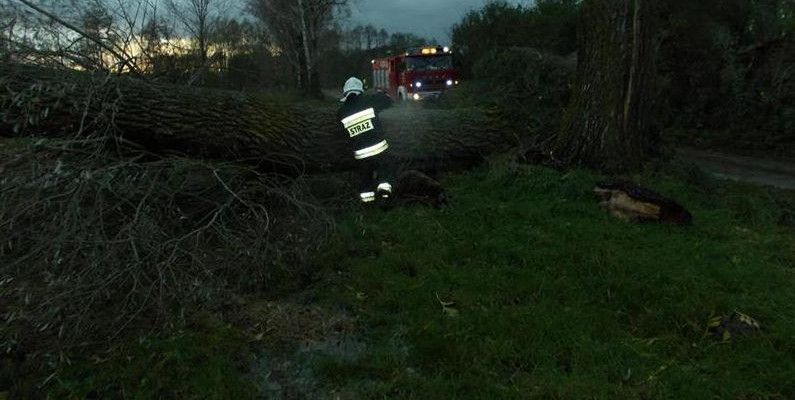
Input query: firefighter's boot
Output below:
<box><xmin>376</xmin><ymin>182</ymin><xmax>393</xmax><ymax>210</ymax></box>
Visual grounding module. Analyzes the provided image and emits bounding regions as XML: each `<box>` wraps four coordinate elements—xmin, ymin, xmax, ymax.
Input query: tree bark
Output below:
<box><xmin>297</xmin><ymin>0</ymin><xmax>313</xmax><ymax>94</ymax></box>
<box><xmin>0</xmin><ymin>64</ymin><xmax>514</xmax><ymax>173</ymax></box>
<box><xmin>554</xmin><ymin>0</ymin><xmax>659</xmax><ymax>172</ymax></box>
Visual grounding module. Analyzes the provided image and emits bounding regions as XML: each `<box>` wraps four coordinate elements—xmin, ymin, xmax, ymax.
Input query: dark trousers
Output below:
<box><xmin>358</xmin><ymin>154</ymin><xmax>393</xmax><ymax>203</ymax></box>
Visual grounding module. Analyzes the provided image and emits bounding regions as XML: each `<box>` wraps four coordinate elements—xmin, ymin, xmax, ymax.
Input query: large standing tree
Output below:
<box><xmin>554</xmin><ymin>0</ymin><xmax>660</xmax><ymax>172</ymax></box>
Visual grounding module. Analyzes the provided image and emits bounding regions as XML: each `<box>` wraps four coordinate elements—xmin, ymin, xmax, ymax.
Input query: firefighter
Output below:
<box><xmin>337</xmin><ymin>77</ymin><xmax>394</xmax><ymax>204</ymax></box>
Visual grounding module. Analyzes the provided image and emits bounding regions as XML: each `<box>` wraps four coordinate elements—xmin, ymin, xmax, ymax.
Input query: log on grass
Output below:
<box><xmin>0</xmin><ymin>64</ymin><xmax>515</xmax><ymax>173</ymax></box>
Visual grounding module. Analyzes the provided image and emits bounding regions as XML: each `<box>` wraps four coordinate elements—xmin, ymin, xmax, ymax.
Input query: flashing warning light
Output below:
<box><xmin>443</xmin><ymin>46</ymin><xmax>450</xmax><ymax>53</ymax></box>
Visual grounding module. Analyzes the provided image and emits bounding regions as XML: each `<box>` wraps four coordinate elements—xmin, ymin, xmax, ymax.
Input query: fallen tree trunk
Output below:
<box><xmin>0</xmin><ymin>64</ymin><xmax>515</xmax><ymax>173</ymax></box>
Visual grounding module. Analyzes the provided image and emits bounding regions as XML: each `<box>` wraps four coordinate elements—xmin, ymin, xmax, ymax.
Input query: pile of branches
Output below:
<box><xmin>0</xmin><ymin>58</ymin><xmax>509</xmax><ymax>367</ymax></box>
<box><xmin>0</xmin><ymin>133</ymin><xmax>333</xmax><ymax>358</ymax></box>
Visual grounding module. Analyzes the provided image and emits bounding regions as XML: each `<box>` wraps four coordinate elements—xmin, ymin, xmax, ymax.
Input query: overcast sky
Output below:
<box><xmin>348</xmin><ymin>0</ymin><xmax>530</xmax><ymax>44</ymax></box>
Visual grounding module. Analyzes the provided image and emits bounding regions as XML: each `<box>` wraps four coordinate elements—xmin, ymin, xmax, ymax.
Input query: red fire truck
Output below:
<box><xmin>371</xmin><ymin>46</ymin><xmax>460</xmax><ymax>101</ymax></box>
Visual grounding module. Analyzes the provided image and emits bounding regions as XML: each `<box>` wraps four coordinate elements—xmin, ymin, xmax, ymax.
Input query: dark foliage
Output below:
<box><xmin>451</xmin><ymin>0</ymin><xmax>795</xmax><ymax>156</ymax></box>
<box><xmin>659</xmin><ymin>0</ymin><xmax>795</xmax><ymax>154</ymax></box>
<box><xmin>318</xmin><ymin>28</ymin><xmax>429</xmax><ymax>90</ymax></box>
<box><xmin>452</xmin><ymin>0</ymin><xmax>580</xmax><ymax>78</ymax></box>
<box><xmin>472</xmin><ymin>47</ymin><xmax>574</xmax><ymax>137</ymax></box>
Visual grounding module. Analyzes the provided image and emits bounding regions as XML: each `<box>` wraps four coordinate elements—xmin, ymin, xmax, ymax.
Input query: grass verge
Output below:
<box><xmin>4</xmin><ymin>157</ymin><xmax>793</xmax><ymax>399</ymax></box>
<box><xmin>309</xmin><ymin>160</ymin><xmax>795</xmax><ymax>399</ymax></box>
<box><xmin>42</xmin><ymin>315</ymin><xmax>258</xmax><ymax>399</ymax></box>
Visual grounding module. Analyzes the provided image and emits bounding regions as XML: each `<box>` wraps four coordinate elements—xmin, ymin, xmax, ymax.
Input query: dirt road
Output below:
<box><xmin>677</xmin><ymin>148</ymin><xmax>795</xmax><ymax>190</ymax></box>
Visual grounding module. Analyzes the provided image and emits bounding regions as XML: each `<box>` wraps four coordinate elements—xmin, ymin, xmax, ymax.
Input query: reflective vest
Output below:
<box><xmin>337</xmin><ymin>93</ymin><xmax>393</xmax><ymax>160</ymax></box>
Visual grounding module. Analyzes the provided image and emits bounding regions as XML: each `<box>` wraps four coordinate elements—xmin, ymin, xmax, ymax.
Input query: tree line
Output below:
<box><xmin>451</xmin><ymin>0</ymin><xmax>795</xmax><ymax>167</ymax></box>
<box><xmin>0</xmin><ymin>0</ymin><xmax>429</xmax><ymax>95</ymax></box>
<box><xmin>4</xmin><ymin>0</ymin><xmax>793</xmax><ymax>165</ymax></box>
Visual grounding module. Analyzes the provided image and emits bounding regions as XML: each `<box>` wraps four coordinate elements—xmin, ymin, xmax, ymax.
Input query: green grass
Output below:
<box><xmin>10</xmin><ymin>159</ymin><xmax>794</xmax><ymax>399</ymax></box>
<box><xmin>310</xmin><ymin>161</ymin><xmax>795</xmax><ymax>399</ymax></box>
<box><xmin>42</xmin><ymin>315</ymin><xmax>257</xmax><ymax>400</ymax></box>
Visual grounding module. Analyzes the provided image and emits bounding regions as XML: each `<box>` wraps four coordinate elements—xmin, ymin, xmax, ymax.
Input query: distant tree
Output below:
<box><xmin>350</xmin><ymin>25</ymin><xmax>364</xmax><ymax>49</ymax></box>
<box><xmin>318</xmin><ymin>26</ymin><xmax>430</xmax><ymax>88</ymax></box>
<box><xmin>248</xmin><ymin>0</ymin><xmax>349</xmax><ymax>96</ymax></box>
<box><xmin>364</xmin><ymin>24</ymin><xmax>377</xmax><ymax>49</ymax></box>
<box><xmin>9</xmin><ymin>0</ymin><xmax>148</xmax><ymax>73</ymax></box>
<box><xmin>453</xmin><ymin>1</ymin><xmax>528</xmax><ymax>77</ymax></box>
<box><xmin>250</xmin><ymin>0</ymin><xmax>302</xmax><ymax>87</ymax></box>
<box><xmin>0</xmin><ymin>4</ymin><xmax>14</xmax><ymax>60</ymax></box>
<box><xmin>388</xmin><ymin>32</ymin><xmax>426</xmax><ymax>52</ymax></box>
<box><xmin>165</xmin><ymin>0</ymin><xmax>226</xmax><ymax>78</ymax></box>
<box><xmin>213</xmin><ymin>19</ymin><xmax>244</xmax><ymax>56</ymax></box>
<box><xmin>377</xmin><ymin>28</ymin><xmax>388</xmax><ymax>48</ymax></box>
<box><xmin>139</xmin><ymin>17</ymin><xmax>172</xmax><ymax>71</ymax></box>
<box><xmin>554</xmin><ymin>0</ymin><xmax>660</xmax><ymax>172</ymax></box>
<box><xmin>452</xmin><ymin>0</ymin><xmax>579</xmax><ymax>77</ymax></box>
<box><xmin>78</xmin><ymin>5</ymin><xmax>115</xmax><ymax>70</ymax></box>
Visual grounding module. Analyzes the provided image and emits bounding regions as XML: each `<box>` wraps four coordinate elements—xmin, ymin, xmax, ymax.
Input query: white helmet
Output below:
<box><xmin>340</xmin><ymin>77</ymin><xmax>364</xmax><ymax>102</ymax></box>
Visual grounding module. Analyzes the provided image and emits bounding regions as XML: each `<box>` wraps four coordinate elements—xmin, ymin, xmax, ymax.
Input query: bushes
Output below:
<box><xmin>432</xmin><ymin>47</ymin><xmax>574</xmax><ymax>145</ymax></box>
<box><xmin>447</xmin><ymin>1</ymin><xmax>579</xmax><ymax>147</ymax></box>
<box><xmin>452</xmin><ymin>0</ymin><xmax>795</xmax><ymax>154</ymax></box>
<box><xmin>452</xmin><ymin>0</ymin><xmax>579</xmax><ymax>78</ymax></box>
<box><xmin>471</xmin><ymin>47</ymin><xmax>574</xmax><ymax>137</ymax></box>
<box><xmin>659</xmin><ymin>0</ymin><xmax>795</xmax><ymax>154</ymax></box>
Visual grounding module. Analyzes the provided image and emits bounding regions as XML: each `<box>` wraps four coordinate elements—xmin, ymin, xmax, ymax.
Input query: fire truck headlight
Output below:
<box><xmin>414</xmin><ymin>81</ymin><xmax>422</xmax><ymax>88</ymax></box>
<box><xmin>446</xmin><ymin>80</ymin><xmax>454</xmax><ymax>86</ymax></box>
<box><xmin>413</xmin><ymin>93</ymin><xmax>420</xmax><ymax>101</ymax></box>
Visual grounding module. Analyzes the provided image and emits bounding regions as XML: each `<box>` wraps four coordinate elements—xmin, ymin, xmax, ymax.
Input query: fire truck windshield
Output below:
<box><xmin>406</xmin><ymin>55</ymin><xmax>453</xmax><ymax>71</ymax></box>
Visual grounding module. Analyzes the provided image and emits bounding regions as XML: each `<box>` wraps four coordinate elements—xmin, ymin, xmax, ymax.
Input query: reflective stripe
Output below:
<box><xmin>360</xmin><ymin>192</ymin><xmax>376</xmax><ymax>203</ymax></box>
<box><xmin>341</xmin><ymin>108</ymin><xmax>376</xmax><ymax>127</ymax></box>
<box><xmin>377</xmin><ymin>183</ymin><xmax>393</xmax><ymax>193</ymax></box>
<box><xmin>341</xmin><ymin>108</ymin><xmax>377</xmax><ymax>138</ymax></box>
<box><xmin>354</xmin><ymin>140</ymin><xmax>389</xmax><ymax>160</ymax></box>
